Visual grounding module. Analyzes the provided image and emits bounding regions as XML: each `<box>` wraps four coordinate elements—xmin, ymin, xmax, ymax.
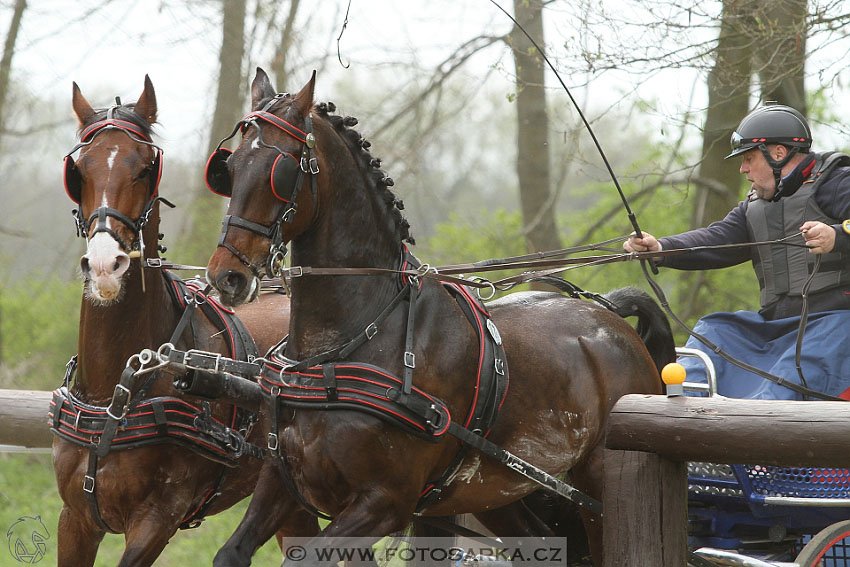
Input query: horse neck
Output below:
<box><xmin>287</xmin><ymin>167</ymin><xmax>405</xmax><ymax>353</ymax></box>
<box><xmin>75</xmin><ymin>227</ymin><xmax>178</xmax><ymax>402</ymax></box>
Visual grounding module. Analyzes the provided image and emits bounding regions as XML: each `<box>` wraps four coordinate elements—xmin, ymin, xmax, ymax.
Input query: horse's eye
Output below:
<box><xmin>138</xmin><ymin>166</ymin><xmax>151</xmax><ymax>179</ymax></box>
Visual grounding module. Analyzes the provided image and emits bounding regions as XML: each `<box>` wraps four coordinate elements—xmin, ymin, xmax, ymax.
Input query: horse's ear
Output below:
<box><xmin>134</xmin><ymin>75</ymin><xmax>157</xmax><ymax>125</ymax></box>
<box><xmin>293</xmin><ymin>70</ymin><xmax>316</xmax><ymax>114</ymax></box>
<box><xmin>251</xmin><ymin>67</ymin><xmax>277</xmax><ymax>110</ymax></box>
<box><xmin>71</xmin><ymin>82</ymin><xmax>96</xmax><ymax>127</ymax></box>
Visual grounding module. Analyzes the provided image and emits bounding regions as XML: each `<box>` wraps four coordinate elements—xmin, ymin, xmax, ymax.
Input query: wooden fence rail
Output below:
<box><xmin>602</xmin><ymin>394</ymin><xmax>850</xmax><ymax>567</ymax></box>
<box><xmin>0</xmin><ymin>389</ymin><xmax>54</xmax><ymax>449</ymax></box>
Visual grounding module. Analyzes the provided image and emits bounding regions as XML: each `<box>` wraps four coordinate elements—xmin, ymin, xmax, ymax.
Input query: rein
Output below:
<box><xmin>277</xmin><ymin>234</ymin><xmax>813</xmax><ymax>290</ymax></box>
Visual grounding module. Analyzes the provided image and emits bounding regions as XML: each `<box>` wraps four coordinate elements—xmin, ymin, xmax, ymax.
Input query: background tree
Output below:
<box><xmin>509</xmin><ymin>0</ymin><xmax>562</xmax><ymax>254</ymax></box>
<box><xmin>0</xmin><ymin>0</ymin><xmax>25</xmax><ymax>143</ymax></box>
<box><xmin>178</xmin><ymin>0</ymin><xmax>247</xmax><ymax>263</ymax></box>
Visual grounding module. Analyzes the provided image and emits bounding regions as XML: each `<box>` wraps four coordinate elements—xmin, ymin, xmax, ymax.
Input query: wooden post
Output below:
<box><xmin>602</xmin><ymin>449</ymin><xmax>687</xmax><ymax>567</ymax></box>
<box><xmin>0</xmin><ymin>389</ymin><xmax>53</xmax><ymax>449</ymax></box>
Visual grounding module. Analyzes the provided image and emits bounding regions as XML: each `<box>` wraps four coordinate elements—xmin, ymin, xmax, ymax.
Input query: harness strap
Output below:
<box><xmin>96</xmin><ymin>298</ymin><xmax>198</xmax><ymax>458</ymax></box>
<box><xmin>284</xmin><ymin>284</ymin><xmax>412</xmax><ymax>372</ymax></box>
<box><xmin>445</xmin><ymin>422</ymin><xmax>603</xmax><ymax>516</ymax></box>
<box><xmin>84</xmin><ymin>448</ymin><xmax>119</xmax><ymax>533</ymax></box>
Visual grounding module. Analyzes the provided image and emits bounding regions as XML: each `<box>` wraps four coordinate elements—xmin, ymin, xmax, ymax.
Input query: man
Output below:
<box><xmin>624</xmin><ymin>103</ymin><xmax>850</xmax><ymax>399</ymax></box>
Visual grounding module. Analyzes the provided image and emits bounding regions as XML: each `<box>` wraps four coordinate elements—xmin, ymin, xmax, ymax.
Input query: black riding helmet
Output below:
<box><xmin>725</xmin><ymin>103</ymin><xmax>812</xmax><ymax>200</ymax></box>
<box><xmin>725</xmin><ymin>103</ymin><xmax>812</xmax><ymax>159</ymax></box>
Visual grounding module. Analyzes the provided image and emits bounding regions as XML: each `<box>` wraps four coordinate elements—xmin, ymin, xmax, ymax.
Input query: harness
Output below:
<box><xmin>252</xmin><ymin>248</ymin><xmax>608</xmax><ymax>517</ymax></box>
<box><xmin>49</xmin><ymin>272</ymin><xmax>264</xmax><ymax>532</ymax></box>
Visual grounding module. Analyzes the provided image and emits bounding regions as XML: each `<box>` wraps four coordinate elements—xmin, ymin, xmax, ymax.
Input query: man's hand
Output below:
<box><xmin>800</xmin><ymin>221</ymin><xmax>836</xmax><ymax>254</ymax></box>
<box><xmin>623</xmin><ymin>232</ymin><xmax>662</xmax><ymax>254</ymax></box>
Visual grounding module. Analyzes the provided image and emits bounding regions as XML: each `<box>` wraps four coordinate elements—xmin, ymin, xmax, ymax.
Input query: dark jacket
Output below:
<box><xmin>658</xmin><ymin>152</ymin><xmax>850</xmax><ymax>319</ymax></box>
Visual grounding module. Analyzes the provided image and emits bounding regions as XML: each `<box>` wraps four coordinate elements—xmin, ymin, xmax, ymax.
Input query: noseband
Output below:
<box><xmin>208</xmin><ymin>94</ymin><xmax>319</xmax><ymax>279</ymax></box>
<box><xmin>64</xmin><ymin>104</ymin><xmax>170</xmax><ymax>254</ymax></box>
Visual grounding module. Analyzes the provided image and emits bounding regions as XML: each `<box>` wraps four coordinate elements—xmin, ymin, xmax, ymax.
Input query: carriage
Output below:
<box><xmin>680</xmin><ymin>348</ymin><xmax>850</xmax><ymax>567</ymax></box>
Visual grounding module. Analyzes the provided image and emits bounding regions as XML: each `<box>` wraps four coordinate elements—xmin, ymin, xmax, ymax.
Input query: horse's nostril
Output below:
<box><xmin>216</xmin><ymin>270</ymin><xmax>247</xmax><ymax>296</ymax></box>
<box><xmin>80</xmin><ymin>256</ymin><xmax>91</xmax><ymax>276</ymax></box>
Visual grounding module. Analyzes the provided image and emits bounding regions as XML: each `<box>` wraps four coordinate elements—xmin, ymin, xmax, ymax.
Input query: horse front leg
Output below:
<box><xmin>57</xmin><ymin>505</ymin><xmax>104</xmax><ymax>567</ymax></box>
<box><xmin>215</xmin><ymin>459</ymin><xmax>319</xmax><ymax>567</ymax></box>
<box><xmin>282</xmin><ymin>492</ymin><xmax>413</xmax><ymax>567</ymax></box>
<box><xmin>117</xmin><ymin>513</ymin><xmax>178</xmax><ymax>567</ymax></box>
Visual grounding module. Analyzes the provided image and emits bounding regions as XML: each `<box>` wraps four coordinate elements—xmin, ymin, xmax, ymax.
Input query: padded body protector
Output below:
<box><xmin>747</xmin><ymin>152</ymin><xmax>850</xmax><ymax>309</ymax></box>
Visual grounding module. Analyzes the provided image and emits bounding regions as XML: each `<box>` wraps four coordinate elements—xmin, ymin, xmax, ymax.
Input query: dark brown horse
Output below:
<box><xmin>205</xmin><ymin>68</ymin><xmax>673</xmax><ymax>565</ymax></box>
<box><xmin>50</xmin><ymin>76</ymin><xmax>317</xmax><ymax>566</ymax></box>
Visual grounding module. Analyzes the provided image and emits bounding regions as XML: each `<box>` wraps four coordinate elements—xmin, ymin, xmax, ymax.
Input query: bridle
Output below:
<box><xmin>205</xmin><ymin>93</ymin><xmax>319</xmax><ymax>279</ymax></box>
<box><xmin>64</xmin><ymin>104</ymin><xmax>169</xmax><ymax>255</ymax></box>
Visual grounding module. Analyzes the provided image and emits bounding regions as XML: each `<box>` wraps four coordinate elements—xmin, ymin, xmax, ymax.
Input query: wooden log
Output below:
<box><xmin>0</xmin><ymin>389</ymin><xmax>54</xmax><ymax>449</ymax></box>
<box><xmin>608</xmin><ymin>394</ymin><xmax>850</xmax><ymax>467</ymax></box>
<box><xmin>602</xmin><ymin>449</ymin><xmax>687</xmax><ymax>567</ymax></box>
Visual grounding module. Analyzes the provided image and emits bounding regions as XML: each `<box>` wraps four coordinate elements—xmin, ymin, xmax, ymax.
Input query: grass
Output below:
<box><xmin>0</xmin><ymin>452</ymin><xmax>284</xmax><ymax>566</ymax></box>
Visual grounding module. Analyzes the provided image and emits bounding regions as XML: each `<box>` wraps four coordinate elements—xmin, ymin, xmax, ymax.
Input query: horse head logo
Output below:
<box><xmin>6</xmin><ymin>516</ymin><xmax>49</xmax><ymax>564</ymax></box>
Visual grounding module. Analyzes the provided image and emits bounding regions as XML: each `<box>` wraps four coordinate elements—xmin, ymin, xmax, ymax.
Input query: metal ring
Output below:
<box><xmin>138</xmin><ymin>349</ymin><xmax>155</xmax><ymax>366</ymax></box>
<box><xmin>474</xmin><ymin>279</ymin><xmax>497</xmax><ymax>301</ymax></box>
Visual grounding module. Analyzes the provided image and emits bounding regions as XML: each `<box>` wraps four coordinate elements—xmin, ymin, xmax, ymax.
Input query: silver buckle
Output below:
<box><xmin>83</xmin><ymin>475</ymin><xmax>95</xmax><ymax>493</ymax></box>
<box><xmin>404</xmin><ymin>351</ymin><xmax>416</xmax><ymax>369</ymax></box>
<box><xmin>365</xmin><ymin>324</ymin><xmax>378</xmax><ymax>340</ymax></box>
<box><xmin>106</xmin><ymin>384</ymin><xmax>131</xmax><ymax>420</ymax></box>
<box><xmin>289</xmin><ymin>266</ymin><xmax>303</xmax><ymax>278</ymax></box>
<box><xmin>267</xmin><ymin>432</ymin><xmax>279</xmax><ymax>451</ymax></box>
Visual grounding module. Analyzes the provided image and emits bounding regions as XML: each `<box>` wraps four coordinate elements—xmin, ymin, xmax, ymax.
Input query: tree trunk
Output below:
<box><xmin>680</xmin><ymin>0</ymin><xmax>755</xmax><ymax>321</ymax></box>
<box><xmin>509</xmin><ymin>0</ymin><xmax>562</xmax><ymax>255</ymax></box>
<box><xmin>694</xmin><ymin>0</ymin><xmax>754</xmax><ymax>229</ymax></box>
<box><xmin>178</xmin><ymin>0</ymin><xmax>247</xmax><ymax>263</ymax></box>
<box><xmin>755</xmin><ymin>0</ymin><xmax>807</xmax><ymax>113</ymax></box>
<box><xmin>0</xmin><ymin>0</ymin><xmax>27</xmax><ymax>140</ymax></box>
<box><xmin>272</xmin><ymin>0</ymin><xmax>301</xmax><ymax>89</ymax></box>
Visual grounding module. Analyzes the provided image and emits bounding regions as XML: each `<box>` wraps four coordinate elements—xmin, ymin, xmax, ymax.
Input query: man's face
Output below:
<box><xmin>739</xmin><ymin>146</ymin><xmax>779</xmax><ymax>200</ymax></box>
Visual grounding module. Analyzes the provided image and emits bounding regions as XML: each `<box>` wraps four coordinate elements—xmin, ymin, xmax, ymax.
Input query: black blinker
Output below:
<box><xmin>64</xmin><ymin>155</ymin><xmax>83</xmax><ymax>204</ymax></box>
<box><xmin>270</xmin><ymin>152</ymin><xmax>301</xmax><ymax>202</ymax></box>
<box><xmin>206</xmin><ymin>147</ymin><xmax>233</xmax><ymax>197</ymax></box>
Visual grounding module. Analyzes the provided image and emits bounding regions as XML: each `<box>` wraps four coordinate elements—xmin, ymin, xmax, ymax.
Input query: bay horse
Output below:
<box><xmin>205</xmin><ymin>68</ymin><xmax>673</xmax><ymax>565</ymax></box>
<box><xmin>50</xmin><ymin>76</ymin><xmax>317</xmax><ymax>566</ymax></box>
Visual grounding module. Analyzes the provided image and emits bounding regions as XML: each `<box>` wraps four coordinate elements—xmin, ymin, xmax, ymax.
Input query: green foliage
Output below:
<box><xmin>0</xmin><ymin>276</ymin><xmax>81</xmax><ymax>390</ymax></box>
<box><xmin>0</xmin><ymin>454</ymin><xmax>284</xmax><ymax>565</ymax></box>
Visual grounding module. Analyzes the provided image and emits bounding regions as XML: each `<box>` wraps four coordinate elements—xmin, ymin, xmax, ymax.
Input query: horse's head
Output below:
<box><xmin>65</xmin><ymin>76</ymin><xmax>163</xmax><ymax>304</ymax></box>
<box><xmin>205</xmin><ymin>68</ymin><xmax>320</xmax><ymax>306</ymax></box>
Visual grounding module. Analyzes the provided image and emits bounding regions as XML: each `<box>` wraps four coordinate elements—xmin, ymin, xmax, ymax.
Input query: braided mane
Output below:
<box><xmin>314</xmin><ymin>101</ymin><xmax>415</xmax><ymax>246</ymax></box>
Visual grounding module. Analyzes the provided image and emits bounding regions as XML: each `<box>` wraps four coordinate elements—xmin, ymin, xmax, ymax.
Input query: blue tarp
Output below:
<box><xmin>679</xmin><ymin>310</ymin><xmax>850</xmax><ymax>400</ymax></box>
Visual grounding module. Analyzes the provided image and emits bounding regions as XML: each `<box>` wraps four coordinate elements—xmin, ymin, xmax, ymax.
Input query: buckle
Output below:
<box><xmin>495</xmin><ymin>358</ymin><xmax>505</xmax><ymax>376</ymax></box>
<box><xmin>267</xmin><ymin>432</ymin><xmax>279</xmax><ymax>451</ymax></box>
<box><xmin>289</xmin><ymin>266</ymin><xmax>303</xmax><ymax>278</ymax></box>
<box><xmin>106</xmin><ymin>384</ymin><xmax>131</xmax><ymax>420</ymax></box>
<box><xmin>83</xmin><ymin>475</ymin><xmax>95</xmax><ymax>493</ymax></box>
<box><xmin>425</xmin><ymin>405</ymin><xmax>446</xmax><ymax>430</ymax></box>
<box><xmin>404</xmin><ymin>351</ymin><xmax>416</xmax><ymax>369</ymax></box>
<box><xmin>145</xmin><ymin>258</ymin><xmax>163</xmax><ymax>268</ymax></box>
<box><xmin>365</xmin><ymin>324</ymin><xmax>378</xmax><ymax>340</ymax></box>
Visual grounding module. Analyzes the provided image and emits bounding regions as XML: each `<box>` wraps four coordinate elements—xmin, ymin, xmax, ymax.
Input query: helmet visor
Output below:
<box><xmin>730</xmin><ymin>131</ymin><xmax>743</xmax><ymax>152</ymax></box>
<box><xmin>725</xmin><ymin>130</ymin><xmax>756</xmax><ymax>159</ymax></box>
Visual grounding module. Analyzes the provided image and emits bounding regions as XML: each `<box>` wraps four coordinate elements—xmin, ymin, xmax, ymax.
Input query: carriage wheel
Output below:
<box><xmin>795</xmin><ymin>520</ymin><xmax>850</xmax><ymax>567</ymax></box>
